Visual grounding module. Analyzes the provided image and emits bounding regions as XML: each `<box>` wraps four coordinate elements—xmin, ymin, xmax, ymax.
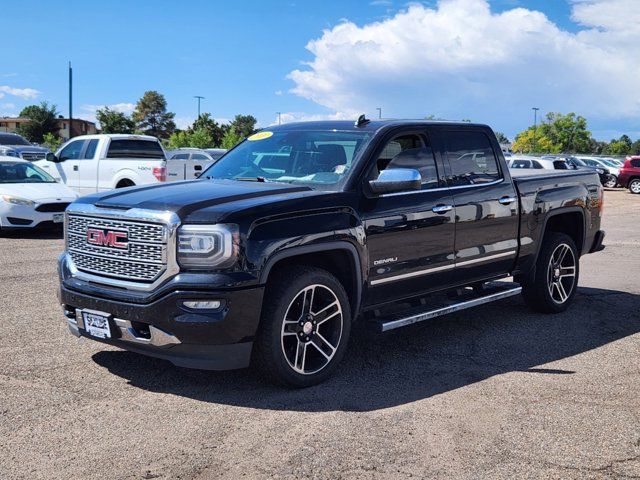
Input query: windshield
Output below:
<box><xmin>0</xmin><ymin>161</ymin><xmax>57</xmax><ymax>183</ymax></box>
<box><xmin>201</xmin><ymin>130</ymin><xmax>371</xmax><ymax>188</ymax></box>
<box><xmin>0</xmin><ymin>133</ymin><xmax>31</xmax><ymax>146</ymax></box>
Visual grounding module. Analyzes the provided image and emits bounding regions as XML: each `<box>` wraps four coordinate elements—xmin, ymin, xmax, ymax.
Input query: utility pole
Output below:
<box><xmin>276</xmin><ymin>112</ymin><xmax>282</xmax><ymax>125</ymax></box>
<box><xmin>68</xmin><ymin>61</ymin><xmax>73</xmax><ymax>139</ymax></box>
<box><xmin>194</xmin><ymin>96</ymin><xmax>204</xmax><ymax>118</ymax></box>
<box><xmin>376</xmin><ymin>107</ymin><xmax>382</xmax><ymax>119</ymax></box>
<box><xmin>532</xmin><ymin>107</ymin><xmax>540</xmax><ymax>153</ymax></box>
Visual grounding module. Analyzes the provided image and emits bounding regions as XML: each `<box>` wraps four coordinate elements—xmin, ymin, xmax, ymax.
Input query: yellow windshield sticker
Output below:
<box><xmin>247</xmin><ymin>131</ymin><xmax>273</xmax><ymax>141</ymax></box>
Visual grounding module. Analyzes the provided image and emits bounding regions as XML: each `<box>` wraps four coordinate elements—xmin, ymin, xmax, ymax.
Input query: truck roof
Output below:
<box><xmin>65</xmin><ymin>133</ymin><xmax>160</xmax><ymax>141</ymax></box>
<box><xmin>267</xmin><ymin>119</ymin><xmax>490</xmax><ymax>133</ymax></box>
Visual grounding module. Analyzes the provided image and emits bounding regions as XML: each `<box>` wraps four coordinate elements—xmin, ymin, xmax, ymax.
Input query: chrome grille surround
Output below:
<box><xmin>64</xmin><ymin>204</ymin><xmax>181</xmax><ymax>291</ymax></box>
<box><xmin>21</xmin><ymin>151</ymin><xmax>46</xmax><ymax>161</ymax></box>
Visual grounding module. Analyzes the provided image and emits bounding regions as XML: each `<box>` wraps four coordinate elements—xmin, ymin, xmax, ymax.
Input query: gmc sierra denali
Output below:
<box><xmin>59</xmin><ymin>119</ymin><xmax>605</xmax><ymax>387</ymax></box>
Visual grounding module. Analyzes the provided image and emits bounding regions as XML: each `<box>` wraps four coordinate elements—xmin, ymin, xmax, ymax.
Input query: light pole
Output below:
<box><xmin>276</xmin><ymin>112</ymin><xmax>282</xmax><ymax>125</ymax></box>
<box><xmin>376</xmin><ymin>107</ymin><xmax>382</xmax><ymax>119</ymax></box>
<box><xmin>194</xmin><ymin>96</ymin><xmax>204</xmax><ymax>118</ymax></box>
<box><xmin>532</xmin><ymin>107</ymin><xmax>540</xmax><ymax>153</ymax></box>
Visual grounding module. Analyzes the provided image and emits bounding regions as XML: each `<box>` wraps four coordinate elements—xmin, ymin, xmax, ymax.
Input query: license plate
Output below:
<box><xmin>53</xmin><ymin>213</ymin><xmax>64</xmax><ymax>223</ymax></box>
<box><xmin>82</xmin><ymin>311</ymin><xmax>112</xmax><ymax>339</ymax></box>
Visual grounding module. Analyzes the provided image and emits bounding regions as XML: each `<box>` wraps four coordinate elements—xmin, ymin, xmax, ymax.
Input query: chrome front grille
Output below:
<box><xmin>21</xmin><ymin>152</ymin><xmax>46</xmax><ymax>161</ymax></box>
<box><xmin>66</xmin><ymin>213</ymin><xmax>168</xmax><ymax>282</ymax></box>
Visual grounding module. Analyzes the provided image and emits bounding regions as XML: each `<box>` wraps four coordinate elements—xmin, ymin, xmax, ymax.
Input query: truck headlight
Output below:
<box><xmin>2</xmin><ymin>195</ymin><xmax>35</xmax><ymax>207</ymax></box>
<box><xmin>177</xmin><ymin>224</ymin><xmax>238</xmax><ymax>268</ymax></box>
<box><xmin>1</xmin><ymin>149</ymin><xmax>19</xmax><ymax>157</ymax></box>
<box><xmin>596</xmin><ymin>168</ymin><xmax>604</xmax><ymax>175</ymax></box>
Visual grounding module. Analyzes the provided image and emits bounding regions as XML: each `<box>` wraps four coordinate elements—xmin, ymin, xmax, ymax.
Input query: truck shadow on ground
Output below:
<box><xmin>0</xmin><ymin>228</ymin><xmax>63</xmax><ymax>240</ymax></box>
<box><xmin>92</xmin><ymin>286</ymin><xmax>640</xmax><ymax>412</ymax></box>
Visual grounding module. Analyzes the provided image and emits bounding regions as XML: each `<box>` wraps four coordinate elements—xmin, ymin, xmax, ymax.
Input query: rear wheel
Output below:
<box><xmin>521</xmin><ymin>232</ymin><xmax>579</xmax><ymax>313</ymax></box>
<box><xmin>253</xmin><ymin>266</ymin><xmax>351</xmax><ymax>387</ymax></box>
<box><xmin>629</xmin><ymin>178</ymin><xmax>640</xmax><ymax>194</ymax></box>
<box><xmin>116</xmin><ymin>179</ymin><xmax>135</xmax><ymax>188</ymax></box>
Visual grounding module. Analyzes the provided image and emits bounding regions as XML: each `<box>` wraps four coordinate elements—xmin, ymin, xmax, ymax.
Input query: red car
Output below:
<box><xmin>618</xmin><ymin>156</ymin><xmax>640</xmax><ymax>194</ymax></box>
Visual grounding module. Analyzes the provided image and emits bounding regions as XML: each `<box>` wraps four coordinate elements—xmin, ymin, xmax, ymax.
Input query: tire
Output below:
<box><xmin>520</xmin><ymin>232</ymin><xmax>579</xmax><ymax>314</ymax></box>
<box><xmin>629</xmin><ymin>178</ymin><xmax>640</xmax><ymax>194</ymax></box>
<box><xmin>116</xmin><ymin>179</ymin><xmax>135</xmax><ymax>188</ymax></box>
<box><xmin>603</xmin><ymin>174</ymin><xmax>617</xmax><ymax>189</ymax></box>
<box><xmin>253</xmin><ymin>266</ymin><xmax>351</xmax><ymax>387</ymax></box>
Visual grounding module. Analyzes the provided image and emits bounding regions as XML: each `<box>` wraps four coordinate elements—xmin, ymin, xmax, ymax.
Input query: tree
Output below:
<box><xmin>167</xmin><ymin>127</ymin><xmax>215</xmax><ymax>149</ymax></box>
<box><xmin>512</xmin><ymin>129</ymin><xmax>555</xmax><ymax>154</ymax></box>
<box><xmin>494</xmin><ymin>132</ymin><xmax>510</xmax><ymax>144</ymax></box>
<box><xmin>42</xmin><ymin>132</ymin><xmax>62</xmax><ymax>152</ymax></box>
<box><xmin>631</xmin><ymin>140</ymin><xmax>640</xmax><ymax>155</ymax></box>
<box><xmin>540</xmin><ymin>112</ymin><xmax>592</xmax><ymax>153</ymax></box>
<box><xmin>16</xmin><ymin>102</ymin><xmax>59</xmax><ymax>143</ymax></box>
<box><xmin>229</xmin><ymin>114</ymin><xmax>257</xmax><ymax>139</ymax></box>
<box><xmin>96</xmin><ymin>107</ymin><xmax>135</xmax><ymax>134</ymax></box>
<box><xmin>131</xmin><ymin>91</ymin><xmax>176</xmax><ymax>139</ymax></box>
<box><xmin>190</xmin><ymin>113</ymin><xmax>227</xmax><ymax>146</ymax></box>
<box><xmin>220</xmin><ymin>128</ymin><xmax>242</xmax><ymax>150</ymax></box>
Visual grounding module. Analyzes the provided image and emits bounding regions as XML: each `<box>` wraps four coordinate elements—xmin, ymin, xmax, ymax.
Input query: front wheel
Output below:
<box><xmin>603</xmin><ymin>174</ymin><xmax>617</xmax><ymax>189</ymax></box>
<box><xmin>629</xmin><ymin>178</ymin><xmax>640</xmax><ymax>194</ymax></box>
<box><xmin>521</xmin><ymin>232</ymin><xmax>579</xmax><ymax>313</ymax></box>
<box><xmin>253</xmin><ymin>266</ymin><xmax>351</xmax><ymax>387</ymax></box>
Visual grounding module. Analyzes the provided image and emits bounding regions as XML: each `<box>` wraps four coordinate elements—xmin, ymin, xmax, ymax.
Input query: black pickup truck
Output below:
<box><xmin>59</xmin><ymin>119</ymin><xmax>605</xmax><ymax>386</ymax></box>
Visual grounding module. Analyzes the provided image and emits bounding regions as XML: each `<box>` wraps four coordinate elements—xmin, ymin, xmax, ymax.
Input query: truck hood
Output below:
<box><xmin>82</xmin><ymin>179</ymin><xmax>318</xmax><ymax>218</ymax></box>
<box><xmin>1</xmin><ymin>145</ymin><xmax>49</xmax><ymax>153</ymax></box>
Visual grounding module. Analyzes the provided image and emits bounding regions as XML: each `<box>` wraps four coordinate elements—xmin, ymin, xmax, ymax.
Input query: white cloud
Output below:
<box><xmin>174</xmin><ymin>116</ymin><xmax>231</xmax><ymax>130</ymax></box>
<box><xmin>1</xmin><ymin>102</ymin><xmax>16</xmax><ymax>110</ymax></box>
<box><xmin>79</xmin><ymin>103</ymin><xmax>136</xmax><ymax>124</ymax></box>
<box><xmin>275</xmin><ymin>90</ymin><xmax>284</xmax><ymax>96</ymax></box>
<box><xmin>0</xmin><ymin>85</ymin><xmax>40</xmax><ymax>100</ymax></box>
<box><xmin>270</xmin><ymin>111</ymin><xmax>354</xmax><ymax>126</ymax></box>
<box><xmin>287</xmin><ymin>0</ymin><xmax>640</xmax><ymax>136</ymax></box>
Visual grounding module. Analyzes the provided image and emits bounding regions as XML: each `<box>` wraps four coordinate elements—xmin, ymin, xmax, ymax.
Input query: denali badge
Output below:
<box><xmin>86</xmin><ymin>228</ymin><xmax>129</xmax><ymax>250</ymax></box>
<box><xmin>373</xmin><ymin>257</ymin><xmax>398</xmax><ymax>266</ymax></box>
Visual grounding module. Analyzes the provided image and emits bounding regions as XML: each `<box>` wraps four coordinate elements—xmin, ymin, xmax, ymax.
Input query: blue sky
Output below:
<box><xmin>1</xmin><ymin>0</ymin><xmax>638</xmax><ymax>141</ymax></box>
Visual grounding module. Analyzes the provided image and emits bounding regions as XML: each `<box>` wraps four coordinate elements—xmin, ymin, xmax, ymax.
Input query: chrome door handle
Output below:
<box><xmin>432</xmin><ymin>204</ymin><xmax>453</xmax><ymax>214</ymax></box>
<box><xmin>498</xmin><ymin>196</ymin><xmax>516</xmax><ymax>205</ymax></box>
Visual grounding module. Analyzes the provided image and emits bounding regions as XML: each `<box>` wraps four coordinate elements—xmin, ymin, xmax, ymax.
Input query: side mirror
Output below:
<box><xmin>369</xmin><ymin>168</ymin><xmax>422</xmax><ymax>195</ymax></box>
<box><xmin>46</xmin><ymin>152</ymin><xmax>61</xmax><ymax>163</ymax></box>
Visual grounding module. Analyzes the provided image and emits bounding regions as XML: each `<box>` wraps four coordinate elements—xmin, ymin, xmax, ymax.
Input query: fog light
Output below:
<box><xmin>183</xmin><ymin>300</ymin><xmax>222</xmax><ymax>310</ymax></box>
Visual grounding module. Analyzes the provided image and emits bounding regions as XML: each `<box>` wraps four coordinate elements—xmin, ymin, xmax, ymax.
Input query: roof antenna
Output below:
<box><xmin>355</xmin><ymin>114</ymin><xmax>370</xmax><ymax>127</ymax></box>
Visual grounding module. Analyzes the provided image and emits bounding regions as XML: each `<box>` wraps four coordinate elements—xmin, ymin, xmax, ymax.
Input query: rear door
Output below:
<box><xmin>190</xmin><ymin>153</ymin><xmax>211</xmax><ymax>179</ymax></box>
<box><xmin>167</xmin><ymin>153</ymin><xmax>189</xmax><ymax>181</ymax></box>
<box><xmin>361</xmin><ymin>128</ymin><xmax>456</xmax><ymax>305</ymax></box>
<box><xmin>438</xmin><ymin>128</ymin><xmax>519</xmax><ymax>284</ymax></box>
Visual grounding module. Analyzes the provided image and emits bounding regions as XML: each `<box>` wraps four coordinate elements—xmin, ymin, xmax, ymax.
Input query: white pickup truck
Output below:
<box><xmin>35</xmin><ymin>134</ymin><xmax>168</xmax><ymax>196</ymax></box>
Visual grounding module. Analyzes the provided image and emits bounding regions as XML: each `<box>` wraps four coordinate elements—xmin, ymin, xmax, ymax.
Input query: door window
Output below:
<box><xmin>444</xmin><ymin>131</ymin><xmax>501</xmax><ymax>186</ymax></box>
<box><xmin>511</xmin><ymin>160</ymin><xmax>531</xmax><ymax>169</ymax></box>
<box><xmin>83</xmin><ymin>139</ymin><xmax>99</xmax><ymax>159</ymax></box>
<box><xmin>192</xmin><ymin>154</ymin><xmax>209</xmax><ymax>160</ymax></box>
<box><xmin>171</xmin><ymin>153</ymin><xmax>190</xmax><ymax>160</ymax></box>
<box><xmin>59</xmin><ymin>140</ymin><xmax>85</xmax><ymax>161</ymax></box>
<box><xmin>374</xmin><ymin>133</ymin><xmax>440</xmax><ymax>189</ymax></box>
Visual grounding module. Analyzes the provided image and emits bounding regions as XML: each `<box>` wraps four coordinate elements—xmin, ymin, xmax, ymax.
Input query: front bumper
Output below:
<box><xmin>590</xmin><ymin>230</ymin><xmax>606</xmax><ymax>253</ymax></box>
<box><xmin>60</xmin><ymin>258</ymin><xmax>265</xmax><ymax>371</ymax></box>
<box><xmin>0</xmin><ymin>203</ymin><xmax>65</xmax><ymax>229</ymax></box>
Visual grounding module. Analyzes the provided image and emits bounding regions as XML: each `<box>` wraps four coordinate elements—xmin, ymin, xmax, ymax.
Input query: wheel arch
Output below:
<box><xmin>260</xmin><ymin>242</ymin><xmax>363</xmax><ymax>318</ymax></box>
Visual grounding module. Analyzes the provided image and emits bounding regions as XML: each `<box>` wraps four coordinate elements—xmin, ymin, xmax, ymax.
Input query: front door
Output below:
<box><xmin>361</xmin><ymin>130</ymin><xmax>456</xmax><ymax>306</ymax></box>
<box><xmin>438</xmin><ymin>128</ymin><xmax>519</xmax><ymax>283</ymax></box>
<box><xmin>55</xmin><ymin>139</ymin><xmax>86</xmax><ymax>192</ymax></box>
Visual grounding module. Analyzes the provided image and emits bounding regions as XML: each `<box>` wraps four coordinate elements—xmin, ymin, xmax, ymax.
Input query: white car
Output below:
<box><xmin>166</xmin><ymin>148</ymin><xmax>227</xmax><ymax>181</ymax></box>
<box><xmin>576</xmin><ymin>157</ymin><xmax>620</xmax><ymax>187</ymax></box>
<box><xmin>508</xmin><ymin>156</ymin><xmax>573</xmax><ymax>170</ymax></box>
<box><xmin>0</xmin><ymin>157</ymin><xmax>77</xmax><ymax>231</ymax></box>
<box><xmin>35</xmin><ymin>134</ymin><xmax>168</xmax><ymax>196</ymax></box>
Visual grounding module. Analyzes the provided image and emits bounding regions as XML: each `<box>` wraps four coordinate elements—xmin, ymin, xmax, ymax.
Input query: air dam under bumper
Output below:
<box><xmin>60</xmin><ymin>282</ymin><xmax>265</xmax><ymax>371</ymax></box>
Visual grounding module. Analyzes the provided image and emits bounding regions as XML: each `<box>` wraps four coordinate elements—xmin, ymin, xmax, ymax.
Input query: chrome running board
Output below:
<box><xmin>374</xmin><ymin>282</ymin><xmax>522</xmax><ymax>332</ymax></box>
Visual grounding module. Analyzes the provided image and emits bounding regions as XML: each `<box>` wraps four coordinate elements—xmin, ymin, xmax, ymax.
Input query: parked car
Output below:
<box><xmin>0</xmin><ymin>156</ymin><xmax>77</xmax><ymax>231</ymax></box>
<box><xmin>0</xmin><ymin>133</ymin><xmax>49</xmax><ymax>161</ymax></box>
<box><xmin>618</xmin><ymin>156</ymin><xmax>640</xmax><ymax>194</ymax></box>
<box><xmin>166</xmin><ymin>148</ymin><xmax>227</xmax><ymax>181</ymax></box>
<box><xmin>562</xmin><ymin>157</ymin><xmax>610</xmax><ymax>187</ymax></box>
<box><xmin>35</xmin><ymin>134</ymin><xmax>167</xmax><ymax>195</ymax></box>
<box><xmin>510</xmin><ymin>156</ymin><xmax>575</xmax><ymax>171</ymax></box>
<box><xmin>58</xmin><ymin>119</ymin><xmax>605</xmax><ymax>387</ymax></box>
<box><xmin>576</xmin><ymin>157</ymin><xmax>620</xmax><ymax>188</ymax></box>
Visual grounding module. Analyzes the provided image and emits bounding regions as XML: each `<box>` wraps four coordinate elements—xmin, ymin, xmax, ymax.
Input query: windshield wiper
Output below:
<box><xmin>235</xmin><ymin>177</ymin><xmax>267</xmax><ymax>182</ymax></box>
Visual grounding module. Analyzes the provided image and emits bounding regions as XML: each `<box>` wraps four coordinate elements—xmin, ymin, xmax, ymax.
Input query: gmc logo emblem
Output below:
<box><xmin>86</xmin><ymin>228</ymin><xmax>129</xmax><ymax>250</ymax></box>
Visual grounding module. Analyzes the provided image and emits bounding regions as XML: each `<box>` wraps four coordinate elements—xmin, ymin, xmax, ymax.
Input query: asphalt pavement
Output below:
<box><xmin>0</xmin><ymin>189</ymin><xmax>638</xmax><ymax>479</ymax></box>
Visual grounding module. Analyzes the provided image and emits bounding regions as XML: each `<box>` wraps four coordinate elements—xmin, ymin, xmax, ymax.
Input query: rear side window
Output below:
<box><xmin>444</xmin><ymin>131</ymin><xmax>501</xmax><ymax>186</ymax></box>
<box><xmin>553</xmin><ymin>160</ymin><xmax>569</xmax><ymax>170</ymax></box>
<box><xmin>192</xmin><ymin>153</ymin><xmax>209</xmax><ymax>160</ymax></box>
<box><xmin>631</xmin><ymin>159</ymin><xmax>640</xmax><ymax>168</ymax></box>
<box><xmin>83</xmin><ymin>139</ymin><xmax>99</xmax><ymax>159</ymax></box>
<box><xmin>532</xmin><ymin>160</ymin><xmax>544</xmax><ymax>169</ymax></box>
<box><xmin>171</xmin><ymin>153</ymin><xmax>189</xmax><ymax>160</ymax></box>
<box><xmin>511</xmin><ymin>160</ymin><xmax>531</xmax><ymax>169</ymax></box>
<box><xmin>107</xmin><ymin>139</ymin><xmax>164</xmax><ymax>159</ymax></box>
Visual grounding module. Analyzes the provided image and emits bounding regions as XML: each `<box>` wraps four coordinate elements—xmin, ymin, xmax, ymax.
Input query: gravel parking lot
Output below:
<box><xmin>1</xmin><ymin>189</ymin><xmax>638</xmax><ymax>480</ymax></box>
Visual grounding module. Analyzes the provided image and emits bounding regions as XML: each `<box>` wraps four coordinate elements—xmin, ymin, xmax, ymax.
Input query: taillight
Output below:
<box><xmin>153</xmin><ymin>166</ymin><xmax>166</xmax><ymax>182</ymax></box>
